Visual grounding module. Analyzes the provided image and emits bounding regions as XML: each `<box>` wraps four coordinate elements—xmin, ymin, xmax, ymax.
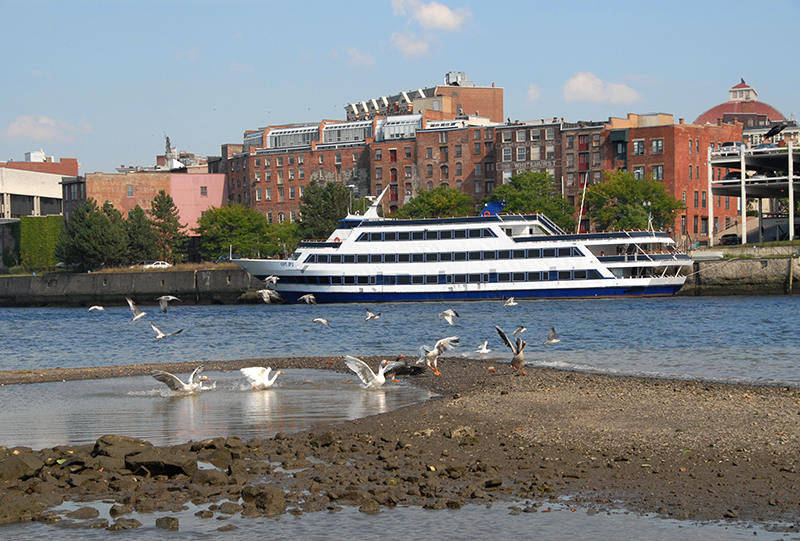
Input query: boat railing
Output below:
<box><xmin>298</xmin><ymin>240</ymin><xmax>342</xmax><ymax>248</ymax></box>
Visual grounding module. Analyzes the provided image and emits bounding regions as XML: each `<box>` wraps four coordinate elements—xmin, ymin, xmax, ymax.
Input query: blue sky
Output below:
<box><xmin>3</xmin><ymin>0</ymin><xmax>799</xmax><ymax>174</ymax></box>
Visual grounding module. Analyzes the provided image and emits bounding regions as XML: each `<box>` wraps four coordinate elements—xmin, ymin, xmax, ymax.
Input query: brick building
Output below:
<box><xmin>495</xmin><ymin>118</ymin><xmax>562</xmax><ymax>190</ymax></box>
<box><xmin>0</xmin><ymin>151</ymin><xmax>77</xmax><ymax>219</ymax></box>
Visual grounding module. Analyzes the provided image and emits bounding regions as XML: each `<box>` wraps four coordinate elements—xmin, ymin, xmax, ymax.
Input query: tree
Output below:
<box><xmin>483</xmin><ymin>171</ymin><xmax>576</xmax><ymax>231</ymax></box>
<box><xmin>193</xmin><ymin>203</ymin><xmax>276</xmax><ymax>260</ymax></box>
<box><xmin>148</xmin><ymin>190</ymin><xmax>188</xmax><ymax>263</ymax></box>
<box><xmin>297</xmin><ymin>180</ymin><xmax>351</xmax><ymax>240</ymax></box>
<box><xmin>56</xmin><ymin>198</ymin><xmax>128</xmax><ymax>269</ymax></box>
<box><xmin>393</xmin><ymin>185</ymin><xmax>475</xmax><ymax>218</ymax></box>
<box><xmin>125</xmin><ymin>205</ymin><xmax>159</xmax><ymax>262</ymax></box>
<box><xmin>585</xmin><ymin>170</ymin><xmax>684</xmax><ymax>231</ymax></box>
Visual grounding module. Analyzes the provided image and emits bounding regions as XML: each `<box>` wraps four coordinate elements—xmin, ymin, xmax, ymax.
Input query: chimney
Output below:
<box><xmin>679</xmin><ymin>118</ymin><xmax>684</xmax><ymax>124</ymax></box>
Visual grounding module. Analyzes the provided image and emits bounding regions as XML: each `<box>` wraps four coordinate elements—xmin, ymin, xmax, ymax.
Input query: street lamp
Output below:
<box><xmin>346</xmin><ymin>184</ymin><xmax>356</xmax><ymax>214</ymax></box>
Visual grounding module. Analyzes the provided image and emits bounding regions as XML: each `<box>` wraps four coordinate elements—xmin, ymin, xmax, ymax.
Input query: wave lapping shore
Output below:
<box><xmin>1</xmin><ymin>357</ymin><xmax>799</xmax><ymax>531</ymax></box>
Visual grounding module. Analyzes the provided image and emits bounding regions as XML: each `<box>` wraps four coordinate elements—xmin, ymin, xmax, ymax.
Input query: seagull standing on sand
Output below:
<box><xmin>438</xmin><ymin>308</ymin><xmax>460</xmax><ymax>326</ymax></box>
<box><xmin>150</xmin><ymin>322</ymin><xmax>184</xmax><ymax>340</ymax></box>
<box><xmin>312</xmin><ymin>317</ymin><xmax>332</xmax><ymax>328</ymax></box>
<box><xmin>344</xmin><ymin>356</ymin><xmax>392</xmax><ymax>389</ymax></box>
<box><xmin>496</xmin><ymin>326</ymin><xmax>527</xmax><ymax>375</ymax></box>
<box><xmin>125</xmin><ymin>297</ymin><xmax>146</xmax><ymax>322</ymax></box>
<box><xmin>543</xmin><ymin>327</ymin><xmax>561</xmax><ymax>346</ymax></box>
<box><xmin>87</xmin><ymin>305</ymin><xmax>105</xmax><ymax>312</ymax></box>
<box><xmin>417</xmin><ymin>336</ymin><xmax>459</xmax><ymax>375</ymax></box>
<box><xmin>157</xmin><ymin>295</ymin><xmax>181</xmax><ymax>314</ymax></box>
<box><xmin>365</xmin><ymin>308</ymin><xmax>381</xmax><ymax>321</ymax></box>
<box><xmin>240</xmin><ymin>367</ymin><xmax>283</xmax><ymax>390</ymax></box>
<box><xmin>475</xmin><ymin>340</ymin><xmax>491</xmax><ymax>354</ymax></box>
<box><xmin>504</xmin><ymin>297</ymin><xmax>518</xmax><ymax>308</ymax></box>
<box><xmin>298</xmin><ymin>293</ymin><xmax>317</xmax><ymax>304</ymax></box>
<box><xmin>151</xmin><ymin>366</ymin><xmax>209</xmax><ymax>393</ymax></box>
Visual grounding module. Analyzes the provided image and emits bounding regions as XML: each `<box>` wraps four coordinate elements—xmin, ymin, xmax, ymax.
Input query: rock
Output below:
<box><xmin>107</xmin><ymin>518</ymin><xmax>142</xmax><ymax>530</ymax></box>
<box><xmin>191</xmin><ymin>438</ymin><xmax>225</xmax><ymax>452</ymax></box>
<box><xmin>84</xmin><ymin>518</ymin><xmax>109</xmax><ymax>529</ymax></box>
<box><xmin>195</xmin><ymin>509</ymin><xmax>214</xmax><ymax>518</ymax></box>
<box><xmin>155</xmin><ymin>516</ymin><xmax>179</xmax><ymax>530</ymax></box>
<box><xmin>225</xmin><ymin>437</ymin><xmax>243</xmax><ymax>448</ymax></box>
<box><xmin>0</xmin><ymin>454</ymin><xmax>45</xmax><ymax>481</ymax></box>
<box><xmin>209</xmin><ymin>448</ymin><xmax>233</xmax><ymax>469</ymax></box>
<box><xmin>309</xmin><ymin>432</ymin><xmax>335</xmax><ymax>448</ymax></box>
<box><xmin>0</xmin><ymin>491</ymin><xmax>49</xmax><ymax>525</ymax></box>
<box><xmin>446</xmin><ymin>426</ymin><xmax>476</xmax><ymax>439</ymax></box>
<box><xmin>109</xmin><ymin>504</ymin><xmax>132</xmax><ymax>517</ymax></box>
<box><xmin>92</xmin><ymin>435</ymin><xmax>152</xmax><ymax>459</ymax></box>
<box><xmin>125</xmin><ymin>448</ymin><xmax>198</xmax><ymax>477</ymax></box>
<box><xmin>254</xmin><ymin>487</ymin><xmax>287</xmax><ymax>516</ymax></box>
<box><xmin>66</xmin><ymin>507</ymin><xmax>99</xmax><ymax>520</ymax></box>
<box><xmin>191</xmin><ymin>469</ymin><xmax>228</xmax><ymax>486</ymax></box>
<box><xmin>359</xmin><ymin>499</ymin><xmax>381</xmax><ymax>514</ymax></box>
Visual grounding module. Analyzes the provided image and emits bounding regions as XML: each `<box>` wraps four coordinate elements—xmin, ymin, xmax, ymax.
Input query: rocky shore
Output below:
<box><xmin>1</xmin><ymin>356</ymin><xmax>799</xmax><ymax>532</ymax></box>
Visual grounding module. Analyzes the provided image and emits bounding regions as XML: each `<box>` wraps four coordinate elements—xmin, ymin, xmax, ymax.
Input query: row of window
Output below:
<box><xmin>303</xmin><ymin>247</ymin><xmax>583</xmax><ymax>264</ymax></box>
<box><xmin>282</xmin><ymin>269</ymin><xmax>603</xmax><ymax>286</ymax></box>
<box><xmin>501</xmin><ymin>127</ymin><xmax>556</xmax><ymax>143</ymax></box>
<box><xmin>502</xmin><ymin>145</ymin><xmax>556</xmax><ymax>162</ymax></box>
<box><xmin>632</xmin><ymin>165</ymin><xmax>664</xmax><ymax>181</ymax></box>
<box><xmin>356</xmin><ymin>228</ymin><xmax>496</xmax><ymax>242</ymax></box>
<box><xmin>255</xmin><ymin>185</ymin><xmax>306</xmax><ymax>203</ymax></box>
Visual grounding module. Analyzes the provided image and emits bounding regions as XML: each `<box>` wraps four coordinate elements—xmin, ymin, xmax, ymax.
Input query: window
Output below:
<box><xmin>475</xmin><ymin>163</ymin><xmax>482</xmax><ymax>177</ymax></box>
<box><xmin>593</xmin><ymin>134</ymin><xmax>600</xmax><ymax>147</ymax></box>
<box><xmin>592</xmin><ymin>152</ymin><xmax>600</xmax><ymax>166</ymax></box>
<box><xmin>578</xmin><ymin>153</ymin><xmax>589</xmax><ymax>169</ymax></box>
<box><xmin>530</xmin><ymin>146</ymin><xmax>541</xmax><ymax>160</ymax></box>
<box><xmin>389</xmin><ymin>149</ymin><xmax>396</xmax><ymax>162</ymax></box>
<box><xmin>516</xmin><ymin>130</ymin><xmax>526</xmax><ymax>142</ymax></box>
<box><xmin>255</xmin><ymin>188</ymin><xmax>261</xmax><ymax>201</ymax></box>
<box><xmin>376</xmin><ymin>167</ymin><xmax>383</xmax><ymax>179</ymax></box>
<box><xmin>265</xmin><ymin>187</ymin><xmax>271</xmax><ymax>200</ymax></box>
<box><xmin>440</xmin><ymin>147</ymin><xmax>448</xmax><ymax>162</ymax></box>
<box><xmin>255</xmin><ymin>158</ymin><xmax>260</xmax><ymax>167</ymax></box>
<box><xmin>689</xmin><ymin>165</ymin><xmax>692</xmax><ymax>179</ymax></box>
<box><xmin>516</xmin><ymin>147</ymin><xmax>526</xmax><ymax>161</ymax></box>
<box><xmin>277</xmin><ymin>156</ymin><xmax>283</xmax><ymax>167</ymax></box>
<box><xmin>335</xmin><ymin>153</ymin><xmax>342</xmax><ymax>165</ymax></box>
<box><xmin>567</xmin><ymin>172</ymin><xmax>574</xmax><ymax>186</ymax></box>
<box><xmin>696</xmin><ymin>166</ymin><xmax>699</xmax><ymax>180</ymax></box>
<box><xmin>696</xmin><ymin>140</ymin><xmax>700</xmax><ymax>154</ymax></box>
<box><xmin>546</xmin><ymin>145</ymin><xmax>555</xmax><ymax>159</ymax></box>
<box><xmin>652</xmin><ymin>139</ymin><xmax>663</xmax><ymax>155</ymax></box>
<box><xmin>530</xmin><ymin>129</ymin><xmax>540</xmax><ymax>142</ymax></box>
<box><xmin>702</xmin><ymin>191</ymin><xmax>706</xmax><ymax>209</ymax></box>
<box><xmin>633</xmin><ymin>140</ymin><xmax>645</xmax><ymax>156</ymax></box>
<box><xmin>427</xmin><ymin>181</ymin><xmax>433</xmax><ymax>190</ymax></box>
<box><xmin>652</xmin><ymin>165</ymin><xmax>663</xmax><ymax>180</ymax></box>
<box><xmin>427</xmin><ymin>164</ymin><xmax>433</xmax><ymax>177</ymax></box>
<box><xmin>278</xmin><ymin>187</ymin><xmax>284</xmax><ymax>202</ymax></box>
<box><xmin>503</xmin><ymin>148</ymin><xmax>512</xmax><ymax>162</ymax></box>
<box><xmin>289</xmin><ymin>186</ymin><xmax>295</xmax><ymax>199</ymax></box>
<box><xmin>298</xmin><ymin>154</ymin><xmax>304</xmax><ymax>164</ymax></box>
<box><xmin>456</xmin><ymin>163</ymin><xmax>462</xmax><ymax>176</ymax></box>
<box><xmin>289</xmin><ymin>169</ymin><xmax>295</xmax><ymax>180</ymax></box>
<box><xmin>288</xmin><ymin>156</ymin><xmax>294</xmax><ymax>166</ymax></box>
<box><xmin>474</xmin><ymin>142</ymin><xmax>481</xmax><ymax>155</ymax></box>
<box><xmin>127</xmin><ymin>186</ymin><xmax>133</xmax><ymax>197</ymax></box>
<box><xmin>579</xmin><ymin>135</ymin><xmax>589</xmax><ymax>150</ymax></box>
<box><xmin>688</xmin><ymin>140</ymin><xmax>692</xmax><ymax>155</ymax></box>
<box><xmin>200</xmin><ymin>186</ymin><xmax>207</xmax><ymax>197</ymax></box>
<box><xmin>375</xmin><ymin>149</ymin><xmax>382</xmax><ymax>160</ymax></box>
<box><xmin>426</xmin><ymin>147</ymin><xmax>433</xmax><ymax>159</ymax></box>
<box><xmin>277</xmin><ymin>170</ymin><xmax>284</xmax><ymax>184</ymax></box>
<box><xmin>439</xmin><ymin>132</ymin><xmax>448</xmax><ymax>143</ymax></box>
<box><xmin>405</xmin><ymin>182</ymin><xmax>412</xmax><ymax>195</ymax></box>
<box><xmin>502</xmin><ymin>131</ymin><xmax>512</xmax><ymax>142</ymax></box>
<box><xmin>682</xmin><ymin>190</ymin><xmax>686</xmax><ymax>203</ymax></box>
<box><xmin>545</xmin><ymin>128</ymin><xmax>554</xmax><ymax>140</ymax></box>
<box><xmin>694</xmin><ymin>191</ymin><xmax>699</xmax><ymax>208</ymax></box>
<box><xmin>455</xmin><ymin>145</ymin><xmax>462</xmax><ymax>157</ymax></box>
<box><xmin>693</xmin><ymin>215</ymin><xmax>698</xmax><ymax>234</ymax></box>
<box><xmin>255</xmin><ymin>171</ymin><xmax>261</xmax><ymax>183</ymax></box>
<box><xmin>319</xmin><ymin>155</ymin><xmax>324</xmax><ymax>164</ymax></box>
<box><xmin>375</xmin><ymin>183</ymin><xmax>382</xmax><ymax>194</ymax></box>
<box><xmin>485</xmin><ymin>142</ymin><xmax>493</xmax><ymax>153</ymax></box>
<box><xmin>405</xmin><ymin>147</ymin><xmax>411</xmax><ymax>159</ymax></box>
<box><xmin>633</xmin><ymin>166</ymin><xmax>645</xmax><ymax>180</ymax></box>
<box><xmin>299</xmin><ymin>168</ymin><xmax>304</xmax><ymax>180</ymax></box>
<box><xmin>566</xmin><ymin>135</ymin><xmax>574</xmax><ymax>149</ymax></box>
<box><xmin>681</xmin><ymin>215</ymin><xmax>686</xmax><ymax>235</ymax></box>
<box><xmin>405</xmin><ymin>166</ymin><xmax>412</xmax><ymax>178</ymax></box>
<box><xmin>474</xmin><ymin>129</ymin><xmax>481</xmax><ymax>139</ymax></box>
<box><xmin>441</xmin><ymin>165</ymin><xmax>449</xmax><ymax>178</ymax></box>
<box><xmin>265</xmin><ymin>171</ymin><xmax>271</xmax><ymax>182</ymax></box>
<box><xmin>267</xmin><ymin>211</ymin><xmax>273</xmax><ymax>223</ymax></box>
<box><xmin>278</xmin><ymin>213</ymin><xmax>285</xmax><ymax>224</ymax></box>
<box><xmin>474</xmin><ymin>180</ymin><xmax>482</xmax><ymax>194</ymax></box>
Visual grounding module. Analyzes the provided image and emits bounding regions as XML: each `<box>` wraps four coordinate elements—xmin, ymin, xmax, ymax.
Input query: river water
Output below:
<box><xmin>1</xmin><ymin>296</ymin><xmax>799</xmax><ymax>539</ymax></box>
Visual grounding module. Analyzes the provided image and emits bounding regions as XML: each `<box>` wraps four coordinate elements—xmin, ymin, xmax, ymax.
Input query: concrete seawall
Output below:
<box><xmin>679</xmin><ymin>257</ymin><xmax>800</xmax><ymax>296</ymax></box>
<box><xmin>0</xmin><ymin>269</ymin><xmax>263</xmax><ymax>307</ymax></box>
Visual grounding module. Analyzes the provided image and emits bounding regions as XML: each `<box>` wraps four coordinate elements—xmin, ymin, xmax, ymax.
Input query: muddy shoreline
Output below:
<box><xmin>1</xmin><ymin>357</ymin><xmax>799</xmax><ymax>531</ymax></box>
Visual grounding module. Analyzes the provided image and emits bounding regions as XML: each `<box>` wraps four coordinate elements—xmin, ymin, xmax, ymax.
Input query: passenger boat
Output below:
<box><xmin>234</xmin><ymin>189</ymin><xmax>692</xmax><ymax>303</ymax></box>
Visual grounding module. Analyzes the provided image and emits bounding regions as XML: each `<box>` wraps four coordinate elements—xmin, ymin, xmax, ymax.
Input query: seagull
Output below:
<box><xmin>263</xmin><ymin>275</ymin><xmax>279</xmax><ymax>286</ymax></box>
<box><xmin>240</xmin><ymin>367</ymin><xmax>284</xmax><ymax>390</ymax></box>
<box><xmin>543</xmin><ymin>327</ymin><xmax>561</xmax><ymax>346</ymax></box>
<box><xmin>475</xmin><ymin>340</ymin><xmax>491</xmax><ymax>354</ymax></box>
<box><xmin>344</xmin><ymin>356</ymin><xmax>392</xmax><ymax>389</ymax></box>
<box><xmin>365</xmin><ymin>308</ymin><xmax>381</xmax><ymax>321</ymax></box>
<box><xmin>151</xmin><ymin>366</ymin><xmax>209</xmax><ymax>393</ymax></box>
<box><xmin>504</xmin><ymin>297</ymin><xmax>518</xmax><ymax>308</ymax></box>
<box><xmin>125</xmin><ymin>297</ymin><xmax>146</xmax><ymax>322</ymax></box>
<box><xmin>438</xmin><ymin>308</ymin><xmax>460</xmax><ymax>326</ymax></box>
<box><xmin>417</xmin><ymin>336</ymin><xmax>459</xmax><ymax>375</ymax></box>
<box><xmin>298</xmin><ymin>293</ymin><xmax>317</xmax><ymax>304</ymax></box>
<box><xmin>513</xmin><ymin>326</ymin><xmax>527</xmax><ymax>336</ymax></box>
<box><xmin>496</xmin><ymin>326</ymin><xmax>527</xmax><ymax>375</ymax></box>
<box><xmin>382</xmin><ymin>354</ymin><xmax>425</xmax><ymax>380</ymax></box>
<box><xmin>150</xmin><ymin>322</ymin><xmax>184</xmax><ymax>340</ymax></box>
<box><xmin>312</xmin><ymin>317</ymin><xmax>332</xmax><ymax>328</ymax></box>
<box><xmin>87</xmin><ymin>305</ymin><xmax>105</xmax><ymax>312</ymax></box>
<box><xmin>257</xmin><ymin>288</ymin><xmax>285</xmax><ymax>304</ymax></box>
<box><xmin>157</xmin><ymin>295</ymin><xmax>181</xmax><ymax>314</ymax></box>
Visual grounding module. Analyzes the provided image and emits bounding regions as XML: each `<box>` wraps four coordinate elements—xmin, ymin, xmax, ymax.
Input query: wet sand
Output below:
<box><xmin>1</xmin><ymin>356</ymin><xmax>799</xmax><ymax>529</ymax></box>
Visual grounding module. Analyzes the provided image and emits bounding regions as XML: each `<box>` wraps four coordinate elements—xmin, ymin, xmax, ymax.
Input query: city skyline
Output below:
<box><xmin>2</xmin><ymin>0</ymin><xmax>798</xmax><ymax>174</ymax></box>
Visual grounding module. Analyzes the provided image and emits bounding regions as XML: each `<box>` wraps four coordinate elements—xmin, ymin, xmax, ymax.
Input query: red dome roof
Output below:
<box><xmin>694</xmin><ymin>100</ymin><xmax>785</xmax><ymax>125</ymax></box>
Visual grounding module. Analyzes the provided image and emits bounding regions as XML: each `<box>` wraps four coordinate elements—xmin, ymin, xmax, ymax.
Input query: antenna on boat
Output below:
<box><xmin>359</xmin><ymin>184</ymin><xmax>390</xmax><ymax>220</ymax></box>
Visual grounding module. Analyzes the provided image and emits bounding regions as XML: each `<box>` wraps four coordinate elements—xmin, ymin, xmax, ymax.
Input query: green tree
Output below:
<box><xmin>394</xmin><ymin>185</ymin><xmax>475</xmax><ymax>218</ymax></box>
<box><xmin>585</xmin><ymin>170</ymin><xmax>684</xmax><ymax>231</ymax></box>
<box><xmin>125</xmin><ymin>205</ymin><xmax>159</xmax><ymax>262</ymax></box>
<box><xmin>297</xmin><ymin>180</ymin><xmax>351</xmax><ymax>240</ymax></box>
<box><xmin>193</xmin><ymin>203</ymin><xmax>277</xmax><ymax>260</ymax></box>
<box><xmin>148</xmin><ymin>190</ymin><xmax>188</xmax><ymax>263</ymax></box>
<box><xmin>483</xmin><ymin>171</ymin><xmax>577</xmax><ymax>231</ymax></box>
<box><xmin>56</xmin><ymin>198</ymin><xmax>128</xmax><ymax>269</ymax></box>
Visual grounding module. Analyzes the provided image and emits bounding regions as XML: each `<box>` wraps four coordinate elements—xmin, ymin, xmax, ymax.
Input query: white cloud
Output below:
<box><xmin>391</xmin><ymin>32</ymin><xmax>429</xmax><ymax>58</ymax></box>
<box><xmin>230</xmin><ymin>60</ymin><xmax>255</xmax><ymax>73</ymax></box>
<box><xmin>177</xmin><ymin>45</ymin><xmax>201</xmax><ymax>61</ymax></box>
<box><xmin>392</xmin><ymin>0</ymin><xmax>472</xmax><ymax>31</ymax></box>
<box><xmin>2</xmin><ymin>115</ymin><xmax>92</xmax><ymax>143</ymax></box>
<box><xmin>527</xmin><ymin>84</ymin><xmax>541</xmax><ymax>102</ymax></box>
<box><xmin>346</xmin><ymin>47</ymin><xmax>375</xmax><ymax>68</ymax></box>
<box><xmin>563</xmin><ymin>72</ymin><xmax>643</xmax><ymax>104</ymax></box>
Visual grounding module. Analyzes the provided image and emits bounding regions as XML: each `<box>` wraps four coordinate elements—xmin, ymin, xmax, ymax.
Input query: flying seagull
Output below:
<box><xmin>257</xmin><ymin>288</ymin><xmax>285</xmax><ymax>304</ymax></box>
<box><xmin>496</xmin><ymin>325</ymin><xmax>527</xmax><ymax>375</ymax></box>
<box><xmin>475</xmin><ymin>340</ymin><xmax>491</xmax><ymax>354</ymax></box>
<box><xmin>150</xmin><ymin>322</ymin><xmax>184</xmax><ymax>340</ymax></box>
<box><xmin>344</xmin><ymin>355</ymin><xmax>392</xmax><ymax>389</ymax></box>
<box><xmin>763</xmin><ymin>123</ymin><xmax>786</xmax><ymax>140</ymax></box>
<box><xmin>438</xmin><ymin>308</ymin><xmax>460</xmax><ymax>326</ymax></box>
<box><xmin>157</xmin><ymin>295</ymin><xmax>181</xmax><ymax>314</ymax></box>
<box><xmin>417</xmin><ymin>336</ymin><xmax>459</xmax><ymax>375</ymax></box>
<box><xmin>298</xmin><ymin>293</ymin><xmax>317</xmax><ymax>305</ymax></box>
<box><xmin>543</xmin><ymin>327</ymin><xmax>561</xmax><ymax>346</ymax></box>
<box><xmin>87</xmin><ymin>305</ymin><xmax>105</xmax><ymax>312</ymax></box>
<box><xmin>504</xmin><ymin>297</ymin><xmax>518</xmax><ymax>308</ymax></box>
<box><xmin>151</xmin><ymin>366</ymin><xmax>209</xmax><ymax>393</ymax></box>
<box><xmin>125</xmin><ymin>297</ymin><xmax>146</xmax><ymax>322</ymax></box>
<box><xmin>382</xmin><ymin>354</ymin><xmax>425</xmax><ymax>379</ymax></box>
<box><xmin>365</xmin><ymin>308</ymin><xmax>381</xmax><ymax>321</ymax></box>
<box><xmin>263</xmin><ymin>275</ymin><xmax>279</xmax><ymax>286</ymax></box>
<box><xmin>240</xmin><ymin>367</ymin><xmax>283</xmax><ymax>390</ymax></box>
<box><xmin>312</xmin><ymin>317</ymin><xmax>332</xmax><ymax>328</ymax></box>
<box><xmin>512</xmin><ymin>326</ymin><xmax>527</xmax><ymax>336</ymax></box>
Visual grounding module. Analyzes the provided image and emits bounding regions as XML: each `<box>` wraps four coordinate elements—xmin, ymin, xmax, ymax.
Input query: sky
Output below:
<box><xmin>2</xmin><ymin>0</ymin><xmax>799</xmax><ymax>174</ymax></box>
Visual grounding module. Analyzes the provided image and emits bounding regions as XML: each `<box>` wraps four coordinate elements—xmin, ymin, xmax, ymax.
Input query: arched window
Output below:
<box><xmin>441</xmin><ymin>165</ymin><xmax>449</xmax><ymax>178</ymax></box>
<box><xmin>278</xmin><ymin>213</ymin><xmax>285</xmax><ymax>223</ymax></box>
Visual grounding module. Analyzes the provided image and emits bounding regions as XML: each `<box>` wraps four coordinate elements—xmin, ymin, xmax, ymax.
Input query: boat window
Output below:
<box><xmin>572</xmin><ymin>247</ymin><xmax>584</xmax><ymax>257</ymax></box>
<box><xmin>512</xmin><ymin>272</ymin><xmax>525</xmax><ymax>281</ymax></box>
<box><xmin>424</xmin><ymin>230</ymin><xmax>438</xmax><ymax>240</ymax></box>
<box><xmin>384</xmin><ymin>232</ymin><xmax>397</xmax><ymax>241</ymax></box>
<box><xmin>440</xmin><ymin>252</ymin><xmax>452</xmax><ymax>261</ymax></box>
<box><xmin>398</xmin><ymin>253</ymin><xmax>410</xmax><ymax>263</ymax></box>
<box><xmin>412</xmin><ymin>253</ymin><xmax>424</xmax><ymax>262</ymax></box>
<box><xmin>344</xmin><ymin>255</ymin><xmax>355</xmax><ymax>263</ymax></box>
<box><xmin>412</xmin><ymin>275</ymin><xmax>424</xmax><ymax>284</ymax></box>
<box><xmin>412</xmin><ymin>231</ymin><xmax>424</xmax><ymax>240</ymax></box>
<box><xmin>370</xmin><ymin>276</ymin><xmax>377</xmax><ymax>285</ymax></box>
<box><xmin>498</xmin><ymin>273</ymin><xmax>511</xmax><ymax>282</ymax></box>
<box><xmin>331</xmin><ymin>276</ymin><xmax>342</xmax><ymax>284</ymax></box>
<box><xmin>549</xmin><ymin>271</ymin><xmax>559</xmax><ymax>281</ymax></box>
<box><xmin>398</xmin><ymin>275</ymin><xmax>411</xmax><ymax>285</ymax></box>
<box><xmin>589</xmin><ymin>270</ymin><xmax>604</xmax><ymax>279</ymax></box>
<box><xmin>357</xmin><ymin>276</ymin><xmax>369</xmax><ymax>285</ymax></box>
<box><xmin>468</xmin><ymin>251</ymin><xmax>481</xmax><ymax>260</ymax></box>
<box><xmin>527</xmin><ymin>249</ymin><xmax>540</xmax><ymax>259</ymax></box>
<box><xmin>454</xmin><ymin>274</ymin><xmax>467</xmax><ymax>283</ymax></box>
<box><xmin>357</xmin><ymin>254</ymin><xmax>368</xmax><ymax>263</ymax></box>
<box><xmin>440</xmin><ymin>230</ymin><xmax>452</xmax><ymax>239</ymax></box>
<box><xmin>398</xmin><ymin>232</ymin><xmax>410</xmax><ymax>241</ymax></box>
<box><xmin>356</xmin><ymin>233</ymin><xmax>369</xmax><ymax>242</ymax></box>
<box><xmin>543</xmin><ymin>248</ymin><xmax>556</xmax><ymax>258</ymax></box>
<box><xmin>370</xmin><ymin>254</ymin><xmax>382</xmax><ymax>263</ymax></box>
<box><xmin>304</xmin><ymin>255</ymin><xmax>316</xmax><ymax>263</ymax></box>
<box><xmin>512</xmin><ymin>250</ymin><xmax>525</xmax><ymax>259</ymax></box>
<box><xmin>426</xmin><ymin>275</ymin><xmax>438</xmax><ymax>284</ymax></box>
<box><xmin>498</xmin><ymin>250</ymin><xmax>510</xmax><ymax>260</ymax></box>
<box><xmin>468</xmin><ymin>229</ymin><xmax>481</xmax><ymax>238</ymax></box>
<box><xmin>384</xmin><ymin>276</ymin><xmax>396</xmax><ymax>285</ymax></box>
<box><xmin>370</xmin><ymin>232</ymin><xmax>382</xmax><ymax>242</ymax></box>
<box><xmin>306</xmin><ymin>276</ymin><xmax>318</xmax><ymax>285</ymax></box>
<box><xmin>558</xmin><ymin>247</ymin><xmax>571</xmax><ymax>257</ymax></box>
<box><xmin>468</xmin><ymin>274</ymin><xmax>481</xmax><ymax>283</ymax></box>
<box><xmin>446</xmin><ymin>275</ymin><xmax>453</xmax><ymax>283</ymax></box>
<box><xmin>317</xmin><ymin>255</ymin><xmax>329</xmax><ymax>263</ymax></box>
<box><xmin>528</xmin><ymin>272</ymin><xmax>541</xmax><ymax>281</ymax></box>
<box><xmin>425</xmin><ymin>253</ymin><xmax>438</xmax><ymax>262</ymax></box>
<box><xmin>505</xmin><ymin>229</ymin><xmax>513</xmax><ymax>236</ymax></box>
<box><xmin>483</xmin><ymin>251</ymin><xmax>496</xmax><ymax>260</ymax></box>
<box><xmin>483</xmin><ymin>229</ymin><xmax>497</xmax><ymax>237</ymax></box>
<box><xmin>454</xmin><ymin>230</ymin><xmax>467</xmax><ymax>239</ymax></box>
<box><xmin>559</xmin><ymin>271</ymin><xmax>571</xmax><ymax>280</ymax></box>
<box><xmin>344</xmin><ymin>276</ymin><xmax>355</xmax><ymax>284</ymax></box>
<box><xmin>330</xmin><ymin>255</ymin><xmax>342</xmax><ymax>263</ymax></box>
<box><xmin>454</xmin><ymin>252</ymin><xmax>467</xmax><ymax>261</ymax></box>
<box><xmin>385</xmin><ymin>254</ymin><xmax>397</xmax><ymax>263</ymax></box>
<box><xmin>574</xmin><ymin>270</ymin><xmax>587</xmax><ymax>279</ymax></box>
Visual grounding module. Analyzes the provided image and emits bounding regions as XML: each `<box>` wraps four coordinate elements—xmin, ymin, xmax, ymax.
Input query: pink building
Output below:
<box><xmin>169</xmin><ymin>173</ymin><xmax>228</xmax><ymax>233</ymax></box>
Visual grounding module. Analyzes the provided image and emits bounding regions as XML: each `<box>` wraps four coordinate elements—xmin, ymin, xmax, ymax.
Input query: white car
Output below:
<box><xmin>143</xmin><ymin>261</ymin><xmax>173</xmax><ymax>270</ymax></box>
